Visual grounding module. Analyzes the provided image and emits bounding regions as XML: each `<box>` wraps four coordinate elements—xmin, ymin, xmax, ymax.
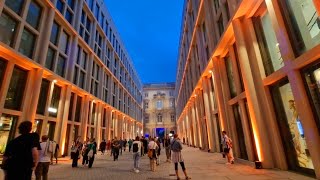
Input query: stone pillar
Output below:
<box><xmin>57</xmin><ymin>85</ymin><xmax>72</xmax><ymax>155</ymax></box>
<box><xmin>232</xmin><ymin>18</ymin><xmax>274</xmax><ymax>168</ymax></box>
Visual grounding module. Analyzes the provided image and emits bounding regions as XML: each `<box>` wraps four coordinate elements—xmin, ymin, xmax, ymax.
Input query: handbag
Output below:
<box><xmin>223</xmin><ymin>147</ymin><xmax>230</xmax><ymax>153</ymax></box>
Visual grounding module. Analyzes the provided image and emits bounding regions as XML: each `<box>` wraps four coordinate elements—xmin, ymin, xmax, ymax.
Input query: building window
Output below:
<box><xmin>170</xmin><ymin>100</ymin><xmax>174</xmax><ymax>108</ymax></box>
<box><xmin>36</xmin><ymin>79</ymin><xmax>50</xmax><ymax>115</ymax></box>
<box><xmin>45</xmin><ymin>47</ymin><xmax>55</xmax><ymax>70</ymax></box>
<box><xmin>0</xmin><ymin>12</ymin><xmax>18</xmax><ymax>47</ymax></box>
<box><xmin>279</xmin><ymin>0</ymin><xmax>320</xmax><ymax>56</ymax></box>
<box><xmin>217</xmin><ymin>16</ymin><xmax>224</xmax><ymax>36</ymax></box>
<box><xmin>253</xmin><ymin>11</ymin><xmax>283</xmax><ymax>76</ymax></box>
<box><xmin>68</xmin><ymin>92</ymin><xmax>75</xmax><ymax>120</ymax></box>
<box><xmin>156</xmin><ymin>100</ymin><xmax>163</xmax><ymax>110</ymax></box>
<box><xmin>79</xmin><ymin>10</ymin><xmax>91</xmax><ymax>44</ymax></box>
<box><xmin>56</xmin><ymin>55</ymin><xmax>66</xmax><ymax>77</ymax></box>
<box><xmin>145</xmin><ymin>93</ymin><xmax>148</xmax><ymax>97</ymax></box>
<box><xmin>171</xmin><ymin>114</ymin><xmax>175</xmax><ymax>122</ymax></box>
<box><xmin>5</xmin><ymin>0</ymin><xmax>25</xmax><ymax>15</ymax></box>
<box><xmin>94</xmin><ymin>30</ymin><xmax>103</xmax><ymax>59</ymax></box>
<box><xmin>19</xmin><ymin>28</ymin><xmax>36</xmax><ymax>58</ymax></box>
<box><xmin>271</xmin><ymin>80</ymin><xmax>314</xmax><ymax>172</ymax></box>
<box><xmin>74</xmin><ymin>95</ymin><xmax>82</xmax><ymax>122</ymax></box>
<box><xmin>0</xmin><ymin>58</ymin><xmax>7</xmax><ymax>89</ymax></box>
<box><xmin>157</xmin><ymin>113</ymin><xmax>162</xmax><ymax>122</ymax></box>
<box><xmin>49</xmin><ymin>84</ymin><xmax>61</xmax><ymax>117</ymax></box>
<box><xmin>26</xmin><ymin>0</ymin><xmax>42</xmax><ymax>30</ymax></box>
<box><xmin>302</xmin><ymin>61</ymin><xmax>320</xmax><ymax>132</ymax></box>
<box><xmin>144</xmin><ymin>116</ymin><xmax>149</xmax><ymax>123</ymax></box>
<box><xmin>4</xmin><ymin>66</ymin><xmax>28</xmax><ymax>110</ymax></box>
<box><xmin>144</xmin><ymin>102</ymin><xmax>148</xmax><ymax>109</ymax></box>
<box><xmin>50</xmin><ymin>21</ymin><xmax>60</xmax><ymax>45</ymax></box>
<box><xmin>55</xmin><ymin>0</ymin><xmax>74</xmax><ymax>24</ymax></box>
<box><xmin>0</xmin><ymin>114</ymin><xmax>18</xmax><ymax>157</ymax></box>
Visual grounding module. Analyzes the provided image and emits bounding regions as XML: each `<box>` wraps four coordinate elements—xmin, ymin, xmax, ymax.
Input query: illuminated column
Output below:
<box><xmin>81</xmin><ymin>96</ymin><xmax>90</xmax><ymax>141</ymax></box>
<box><xmin>95</xmin><ymin>102</ymin><xmax>103</xmax><ymax>145</ymax></box>
<box><xmin>191</xmin><ymin>102</ymin><xmax>199</xmax><ymax>147</ymax></box>
<box><xmin>57</xmin><ymin>85</ymin><xmax>72</xmax><ymax>155</ymax></box>
<box><xmin>233</xmin><ymin>18</ymin><xmax>274</xmax><ymax>168</ymax></box>
<box><xmin>194</xmin><ymin>92</ymin><xmax>204</xmax><ymax>149</ymax></box>
<box><xmin>202</xmin><ymin>77</ymin><xmax>215</xmax><ymax>151</ymax></box>
<box><xmin>23</xmin><ymin>69</ymin><xmax>43</xmax><ymax>123</ymax></box>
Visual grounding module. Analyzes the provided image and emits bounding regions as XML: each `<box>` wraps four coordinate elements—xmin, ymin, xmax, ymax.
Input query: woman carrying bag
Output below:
<box><xmin>147</xmin><ymin>137</ymin><xmax>158</xmax><ymax>172</ymax></box>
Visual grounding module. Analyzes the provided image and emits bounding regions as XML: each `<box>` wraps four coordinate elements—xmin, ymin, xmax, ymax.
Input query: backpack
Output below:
<box><xmin>132</xmin><ymin>143</ymin><xmax>139</xmax><ymax>153</ymax></box>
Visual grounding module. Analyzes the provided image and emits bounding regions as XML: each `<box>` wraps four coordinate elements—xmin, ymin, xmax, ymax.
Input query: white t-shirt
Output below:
<box><xmin>132</xmin><ymin>141</ymin><xmax>141</xmax><ymax>153</ymax></box>
<box><xmin>39</xmin><ymin>141</ymin><xmax>51</xmax><ymax>162</ymax></box>
<box><xmin>148</xmin><ymin>141</ymin><xmax>158</xmax><ymax>150</ymax></box>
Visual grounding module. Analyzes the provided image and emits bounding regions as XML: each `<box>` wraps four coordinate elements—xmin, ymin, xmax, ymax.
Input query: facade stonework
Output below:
<box><xmin>176</xmin><ymin>0</ymin><xmax>320</xmax><ymax>178</ymax></box>
<box><xmin>0</xmin><ymin>0</ymin><xmax>143</xmax><ymax>158</ymax></box>
<box><xmin>143</xmin><ymin>83</ymin><xmax>176</xmax><ymax>138</ymax></box>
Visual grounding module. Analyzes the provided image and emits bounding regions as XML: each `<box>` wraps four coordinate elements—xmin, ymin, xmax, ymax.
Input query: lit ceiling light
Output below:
<box><xmin>48</xmin><ymin>107</ymin><xmax>57</xmax><ymax>113</ymax></box>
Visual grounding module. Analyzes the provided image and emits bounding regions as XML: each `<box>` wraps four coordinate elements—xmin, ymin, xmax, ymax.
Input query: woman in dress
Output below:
<box><xmin>171</xmin><ymin>134</ymin><xmax>190</xmax><ymax>180</ymax></box>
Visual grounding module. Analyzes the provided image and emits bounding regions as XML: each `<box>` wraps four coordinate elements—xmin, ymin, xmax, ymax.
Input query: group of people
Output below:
<box><xmin>1</xmin><ymin>121</ymin><xmax>60</xmax><ymax>180</ymax></box>
<box><xmin>70</xmin><ymin>137</ymin><xmax>97</xmax><ymax>168</ymax></box>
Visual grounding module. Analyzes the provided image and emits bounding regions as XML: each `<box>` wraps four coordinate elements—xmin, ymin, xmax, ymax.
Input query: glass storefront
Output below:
<box><xmin>46</xmin><ymin>121</ymin><xmax>56</xmax><ymax>140</ymax></box>
<box><xmin>279</xmin><ymin>0</ymin><xmax>320</xmax><ymax>56</ymax></box>
<box><xmin>253</xmin><ymin>10</ymin><xmax>283</xmax><ymax>76</ymax></box>
<box><xmin>0</xmin><ymin>114</ymin><xmax>18</xmax><ymax>156</ymax></box>
<box><xmin>271</xmin><ymin>80</ymin><xmax>314</xmax><ymax>175</ymax></box>
<box><xmin>32</xmin><ymin>119</ymin><xmax>43</xmax><ymax>135</ymax></box>
<box><xmin>303</xmin><ymin>61</ymin><xmax>320</xmax><ymax>132</ymax></box>
<box><xmin>232</xmin><ymin>104</ymin><xmax>248</xmax><ymax>160</ymax></box>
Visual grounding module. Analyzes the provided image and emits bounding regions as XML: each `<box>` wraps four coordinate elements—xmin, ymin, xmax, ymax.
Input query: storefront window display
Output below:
<box><xmin>303</xmin><ymin>62</ymin><xmax>320</xmax><ymax>132</ymax></box>
<box><xmin>0</xmin><ymin>114</ymin><xmax>18</xmax><ymax>156</ymax></box>
<box><xmin>271</xmin><ymin>81</ymin><xmax>314</xmax><ymax>175</ymax></box>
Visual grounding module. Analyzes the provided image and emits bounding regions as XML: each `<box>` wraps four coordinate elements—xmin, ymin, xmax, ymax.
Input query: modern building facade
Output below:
<box><xmin>175</xmin><ymin>0</ymin><xmax>320</xmax><ymax>178</ymax></box>
<box><xmin>143</xmin><ymin>83</ymin><xmax>176</xmax><ymax>139</ymax></box>
<box><xmin>0</xmin><ymin>0</ymin><xmax>143</xmax><ymax>158</ymax></box>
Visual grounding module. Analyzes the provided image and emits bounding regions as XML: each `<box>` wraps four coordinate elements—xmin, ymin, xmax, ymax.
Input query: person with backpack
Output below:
<box><xmin>132</xmin><ymin>136</ymin><xmax>141</xmax><ymax>173</ymax></box>
<box><xmin>1</xmin><ymin>121</ymin><xmax>40</xmax><ymax>180</ymax></box>
<box><xmin>171</xmin><ymin>134</ymin><xmax>190</xmax><ymax>180</ymax></box>
<box><xmin>35</xmin><ymin>135</ymin><xmax>52</xmax><ymax>180</ymax></box>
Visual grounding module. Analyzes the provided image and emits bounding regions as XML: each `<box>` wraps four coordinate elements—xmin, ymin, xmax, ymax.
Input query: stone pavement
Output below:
<box><xmin>0</xmin><ymin>145</ymin><xmax>316</xmax><ymax>180</ymax></box>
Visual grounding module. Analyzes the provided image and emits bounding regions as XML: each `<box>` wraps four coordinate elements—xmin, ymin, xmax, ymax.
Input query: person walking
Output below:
<box><xmin>112</xmin><ymin>137</ymin><xmax>120</xmax><ymax>161</ymax></box>
<box><xmin>132</xmin><ymin>136</ymin><xmax>141</xmax><ymax>173</ymax></box>
<box><xmin>164</xmin><ymin>134</ymin><xmax>171</xmax><ymax>162</ymax></box>
<box><xmin>110</xmin><ymin>139</ymin><xmax>114</xmax><ymax>157</ymax></box>
<box><xmin>99</xmin><ymin>140</ymin><xmax>107</xmax><ymax>155</ymax></box>
<box><xmin>171</xmin><ymin>134</ymin><xmax>190</xmax><ymax>180</ymax></box>
<box><xmin>123</xmin><ymin>139</ymin><xmax>128</xmax><ymax>152</ymax></box>
<box><xmin>71</xmin><ymin>138</ymin><xmax>82</xmax><ymax>168</ymax></box>
<box><xmin>140</xmin><ymin>137</ymin><xmax>145</xmax><ymax>156</ymax></box>
<box><xmin>35</xmin><ymin>135</ymin><xmax>52</xmax><ymax>180</ymax></box>
<box><xmin>148</xmin><ymin>137</ymin><xmax>158</xmax><ymax>172</ymax></box>
<box><xmin>1</xmin><ymin>121</ymin><xmax>40</xmax><ymax>180</ymax></box>
<box><xmin>128</xmin><ymin>139</ymin><xmax>133</xmax><ymax>152</ymax></box>
<box><xmin>155</xmin><ymin>138</ymin><xmax>161</xmax><ymax>165</ymax></box>
<box><xmin>221</xmin><ymin>131</ymin><xmax>234</xmax><ymax>164</ymax></box>
<box><xmin>143</xmin><ymin>137</ymin><xmax>148</xmax><ymax>157</ymax></box>
<box><xmin>53</xmin><ymin>142</ymin><xmax>59</xmax><ymax>164</ymax></box>
<box><xmin>119</xmin><ymin>138</ymin><xmax>123</xmax><ymax>155</ymax></box>
<box><xmin>87</xmin><ymin>138</ymin><xmax>97</xmax><ymax>168</ymax></box>
<box><xmin>82</xmin><ymin>137</ymin><xmax>89</xmax><ymax>166</ymax></box>
<box><xmin>106</xmin><ymin>140</ymin><xmax>111</xmax><ymax>155</ymax></box>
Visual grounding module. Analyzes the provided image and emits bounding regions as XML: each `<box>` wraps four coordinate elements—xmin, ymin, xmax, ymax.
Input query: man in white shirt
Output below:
<box><xmin>132</xmin><ymin>136</ymin><xmax>142</xmax><ymax>173</ymax></box>
<box><xmin>35</xmin><ymin>135</ymin><xmax>52</xmax><ymax>180</ymax></box>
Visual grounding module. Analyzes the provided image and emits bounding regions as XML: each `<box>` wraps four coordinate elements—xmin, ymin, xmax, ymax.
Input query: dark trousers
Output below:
<box><xmin>129</xmin><ymin>145</ymin><xmax>132</xmax><ymax>152</ymax></box>
<box><xmin>120</xmin><ymin>147</ymin><xmax>122</xmax><ymax>155</ymax></box>
<box><xmin>174</xmin><ymin>162</ymin><xmax>186</xmax><ymax>171</ymax></box>
<box><xmin>6</xmin><ymin>168</ymin><xmax>32</xmax><ymax>180</ymax></box>
<box><xmin>82</xmin><ymin>154</ymin><xmax>88</xmax><ymax>165</ymax></box>
<box><xmin>71</xmin><ymin>151</ymin><xmax>79</xmax><ymax>167</ymax></box>
<box><xmin>35</xmin><ymin>162</ymin><xmax>50</xmax><ymax>180</ymax></box>
<box><xmin>113</xmin><ymin>148</ymin><xmax>119</xmax><ymax>160</ymax></box>
<box><xmin>88</xmin><ymin>155</ymin><xmax>95</xmax><ymax>168</ymax></box>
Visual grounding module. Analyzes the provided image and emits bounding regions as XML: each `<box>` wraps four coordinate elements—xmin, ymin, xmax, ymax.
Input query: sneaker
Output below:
<box><xmin>134</xmin><ymin>169</ymin><xmax>139</xmax><ymax>173</ymax></box>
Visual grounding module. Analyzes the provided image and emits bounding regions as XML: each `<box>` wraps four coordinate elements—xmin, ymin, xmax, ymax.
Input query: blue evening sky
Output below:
<box><xmin>104</xmin><ymin>0</ymin><xmax>184</xmax><ymax>84</ymax></box>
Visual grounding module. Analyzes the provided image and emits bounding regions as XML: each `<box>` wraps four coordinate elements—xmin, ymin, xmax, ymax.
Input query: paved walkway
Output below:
<box><xmin>0</xmin><ymin>145</ymin><xmax>315</xmax><ymax>179</ymax></box>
